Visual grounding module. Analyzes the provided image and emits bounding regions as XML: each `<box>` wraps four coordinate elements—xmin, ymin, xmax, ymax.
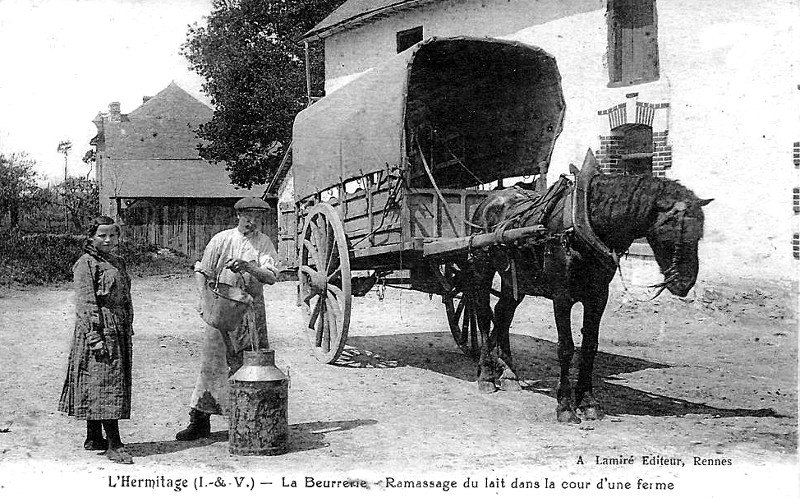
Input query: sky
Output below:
<box><xmin>0</xmin><ymin>0</ymin><xmax>214</xmax><ymax>184</ymax></box>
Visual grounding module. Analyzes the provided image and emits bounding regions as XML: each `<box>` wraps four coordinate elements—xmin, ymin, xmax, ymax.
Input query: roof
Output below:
<box><xmin>302</xmin><ymin>0</ymin><xmax>436</xmax><ymax>42</ymax></box>
<box><xmin>100</xmin><ymin>82</ymin><xmax>213</xmax><ymax>160</ymax></box>
<box><xmin>292</xmin><ymin>36</ymin><xmax>564</xmax><ymax>200</ymax></box>
<box><xmin>97</xmin><ymin>82</ymin><xmax>268</xmax><ymax>198</ymax></box>
<box><xmin>107</xmin><ymin>159</ymin><xmax>266</xmax><ymax>198</ymax></box>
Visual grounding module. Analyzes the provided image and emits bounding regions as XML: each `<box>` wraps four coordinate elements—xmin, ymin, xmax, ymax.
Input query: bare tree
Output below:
<box><xmin>57</xmin><ymin>140</ymin><xmax>73</xmax><ymax>230</ymax></box>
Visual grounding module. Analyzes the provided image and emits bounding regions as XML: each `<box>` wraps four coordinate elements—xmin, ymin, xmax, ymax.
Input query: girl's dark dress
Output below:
<box><xmin>59</xmin><ymin>248</ymin><xmax>133</xmax><ymax>420</ymax></box>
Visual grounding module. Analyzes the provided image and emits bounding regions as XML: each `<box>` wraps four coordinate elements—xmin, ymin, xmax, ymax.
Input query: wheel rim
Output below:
<box><xmin>298</xmin><ymin>203</ymin><xmax>351</xmax><ymax>363</ymax></box>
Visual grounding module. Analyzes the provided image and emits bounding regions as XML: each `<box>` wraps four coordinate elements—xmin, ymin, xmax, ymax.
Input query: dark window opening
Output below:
<box><xmin>305</xmin><ymin>40</ymin><xmax>327</xmax><ymax>102</ymax></box>
<box><xmin>608</xmin><ymin>0</ymin><xmax>659</xmax><ymax>86</ymax></box>
<box><xmin>616</xmin><ymin>123</ymin><xmax>653</xmax><ymax>175</ymax></box>
<box><xmin>397</xmin><ymin>26</ymin><xmax>423</xmax><ymax>53</ymax></box>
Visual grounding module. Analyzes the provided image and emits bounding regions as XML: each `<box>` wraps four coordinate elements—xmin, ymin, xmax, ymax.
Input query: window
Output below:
<box><xmin>397</xmin><ymin>26</ymin><xmax>423</xmax><ymax>53</ymax></box>
<box><xmin>794</xmin><ymin>233</ymin><xmax>800</xmax><ymax>260</ymax></box>
<box><xmin>616</xmin><ymin>124</ymin><xmax>653</xmax><ymax>175</ymax></box>
<box><xmin>793</xmin><ymin>188</ymin><xmax>800</xmax><ymax>214</ymax></box>
<box><xmin>305</xmin><ymin>40</ymin><xmax>326</xmax><ymax>101</ymax></box>
<box><xmin>608</xmin><ymin>0</ymin><xmax>660</xmax><ymax>86</ymax></box>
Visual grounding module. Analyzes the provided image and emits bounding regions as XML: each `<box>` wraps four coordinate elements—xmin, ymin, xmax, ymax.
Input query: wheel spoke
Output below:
<box><xmin>316</xmin><ymin>223</ymin><xmax>329</xmax><ymax>270</ymax></box>
<box><xmin>326</xmin><ymin>304</ymin><xmax>339</xmax><ymax>350</ymax></box>
<box><xmin>327</xmin><ymin>265</ymin><xmax>342</xmax><ymax>282</ymax></box>
<box><xmin>303</xmin><ymin>238</ymin><xmax>322</xmax><ymax>268</ymax></box>
<box><xmin>308</xmin><ymin>296</ymin><xmax>322</xmax><ymax>331</ymax></box>
<box><xmin>326</xmin><ymin>289</ymin><xmax>343</xmax><ymax>321</ymax></box>
<box><xmin>469</xmin><ymin>307</ymin><xmax>478</xmax><ymax>351</ymax></box>
<box><xmin>325</xmin><ymin>239</ymin><xmax>337</xmax><ymax>274</ymax></box>
<box><xmin>314</xmin><ymin>298</ymin><xmax>325</xmax><ymax>347</ymax></box>
<box><xmin>327</xmin><ymin>282</ymin><xmax>344</xmax><ymax>304</ymax></box>
<box><xmin>322</xmin><ymin>303</ymin><xmax>331</xmax><ymax>352</ymax></box>
<box><xmin>299</xmin><ymin>264</ymin><xmax>322</xmax><ymax>280</ymax></box>
<box><xmin>460</xmin><ymin>298</ymin><xmax>470</xmax><ymax>345</ymax></box>
<box><xmin>309</xmin><ymin>222</ymin><xmax>325</xmax><ymax>268</ymax></box>
<box><xmin>320</xmin><ymin>216</ymin><xmax>329</xmax><ymax>259</ymax></box>
<box><xmin>454</xmin><ymin>298</ymin><xmax>465</xmax><ymax>322</ymax></box>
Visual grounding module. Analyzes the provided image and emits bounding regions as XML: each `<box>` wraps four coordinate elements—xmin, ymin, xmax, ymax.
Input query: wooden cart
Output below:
<box><xmin>285</xmin><ymin>36</ymin><xmax>565</xmax><ymax>363</ymax></box>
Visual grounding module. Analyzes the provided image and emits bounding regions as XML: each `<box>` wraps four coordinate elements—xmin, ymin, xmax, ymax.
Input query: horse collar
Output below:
<box><xmin>563</xmin><ymin>175</ymin><xmax>619</xmax><ymax>272</ymax></box>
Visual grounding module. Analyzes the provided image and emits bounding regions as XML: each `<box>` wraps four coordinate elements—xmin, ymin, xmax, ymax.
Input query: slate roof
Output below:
<box><xmin>96</xmin><ymin>82</ymin><xmax>267</xmax><ymax>198</ymax></box>
<box><xmin>302</xmin><ymin>0</ymin><xmax>437</xmax><ymax>41</ymax></box>
<box><xmin>101</xmin><ymin>82</ymin><xmax>213</xmax><ymax>161</ymax></box>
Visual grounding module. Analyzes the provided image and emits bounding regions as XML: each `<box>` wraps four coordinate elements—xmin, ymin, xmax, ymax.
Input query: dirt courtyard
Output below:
<box><xmin>0</xmin><ymin>259</ymin><xmax>797</xmax><ymax>497</ymax></box>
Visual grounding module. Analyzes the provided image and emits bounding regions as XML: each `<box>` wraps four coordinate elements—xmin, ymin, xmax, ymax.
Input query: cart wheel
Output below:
<box><xmin>439</xmin><ymin>262</ymin><xmax>482</xmax><ymax>359</ymax></box>
<box><xmin>440</xmin><ymin>263</ymin><xmax>502</xmax><ymax>359</ymax></box>
<box><xmin>298</xmin><ymin>203</ymin><xmax>351</xmax><ymax>364</ymax></box>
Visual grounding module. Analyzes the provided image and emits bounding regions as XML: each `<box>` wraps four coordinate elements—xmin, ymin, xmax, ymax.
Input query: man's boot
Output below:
<box><xmin>175</xmin><ymin>409</ymin><xmax>211</xmax><ymax>441</ymax></box>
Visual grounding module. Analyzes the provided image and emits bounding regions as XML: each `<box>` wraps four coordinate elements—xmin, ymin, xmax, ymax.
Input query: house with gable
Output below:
<box><xmin>91</xmin><ymin>82</ymin><xmax>276</xmax><ymax>259</ymax></box>
<box><xmin>291</xmin><ymin>0</ymin><xmax>798</xmax><ymax>285</ymax></box>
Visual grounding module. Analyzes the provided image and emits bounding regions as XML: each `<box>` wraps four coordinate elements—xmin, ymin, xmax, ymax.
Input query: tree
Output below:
<box><xmin>57</xmin><ymin>140</ymin><xmax>73</xmax><ymax>230</ymax></box>
<box><xmin>59</xmin><ymin>177</ymin><xmax>99</xmax><ymax>232</ymax></box>
<box><xmin>82</xmin><ymin>149</ymin><xmax>97</xmax><ymax>178</ymax></box>
<box><xmin>0</xmin><ymin>152</ymin><xmax>42</xmax><ymax>229</ymax></box>
<box><xmin>182</xmin><ymin>0</ymin><xmax>346</xmax><ymax>188</ymax></box>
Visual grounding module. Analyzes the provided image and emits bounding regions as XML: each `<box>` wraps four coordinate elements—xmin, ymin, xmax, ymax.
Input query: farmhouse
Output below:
<box><xmin>292</xmin><ymin>0</ymin><xmax>797</xmax><ymax>282</ymax></box>
<box><xmin>91</xmin><ymin>82</ymin><xmax>276</xmax><ymax>259</ymax></box>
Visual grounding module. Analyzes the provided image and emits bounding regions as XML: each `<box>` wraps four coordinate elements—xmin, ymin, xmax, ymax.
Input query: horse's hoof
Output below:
<box><xmin>499</xmin><ymin>378</ymin><xmax>522</xmax><ymax>391</ymax></box>
<box><xmin>556</xmin><ymin>409</ymin><xmax>582</xmax><ymax>424</ymax></box>
<box><xmin>477</xmin><ymin>380</ymin><xmax>497</xmax><ymax>394</ymax></box>
<box><xmin>579</xmin><ymin>406</ymin><xmax>605</xmax><ymax>421</ymax></box>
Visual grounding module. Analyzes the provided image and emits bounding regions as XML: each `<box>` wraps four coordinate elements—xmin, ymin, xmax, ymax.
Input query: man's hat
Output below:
<box><xmin>234</xmin><ymin>197</ymin><xmax>271</xmax><ymax>211</ymax></box>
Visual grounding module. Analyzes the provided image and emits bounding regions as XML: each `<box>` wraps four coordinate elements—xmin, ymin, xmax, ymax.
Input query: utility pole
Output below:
<box><xmin>57</xmin><ymin>140</ymin><xmax>72</xmax><ymax>232</ymax></box>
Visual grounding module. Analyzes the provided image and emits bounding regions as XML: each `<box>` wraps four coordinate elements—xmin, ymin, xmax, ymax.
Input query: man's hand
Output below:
<box><xmin>225</xmin><ymin>259</ymin><xmax>252</xmax><ymax>274</ymax></box>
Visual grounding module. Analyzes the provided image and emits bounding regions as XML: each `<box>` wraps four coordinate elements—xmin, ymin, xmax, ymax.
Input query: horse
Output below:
<box><xmin>465</xmin><ymin>157</ymin><xmax>711</xmax><ymax>423</ymax></box>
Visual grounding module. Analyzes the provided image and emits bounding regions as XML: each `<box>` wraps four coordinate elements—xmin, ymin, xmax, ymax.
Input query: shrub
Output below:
<box><xmin>0</xmin><ymin>232</ymin><xmax>192</xmax><ymax>287</ymax></box>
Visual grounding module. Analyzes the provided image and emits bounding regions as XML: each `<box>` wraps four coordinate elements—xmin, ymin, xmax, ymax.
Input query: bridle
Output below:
<box><xmin>649</xmin><ymin>200</ymin><xmax>689</xmax><ymax>298</ymax></box>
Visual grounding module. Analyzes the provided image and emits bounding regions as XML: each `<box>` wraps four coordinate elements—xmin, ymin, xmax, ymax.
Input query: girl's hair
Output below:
<box><xmin>86</xmin><ymin>215</ymin><xmax>120</xmax><ymax>238</ymax></box>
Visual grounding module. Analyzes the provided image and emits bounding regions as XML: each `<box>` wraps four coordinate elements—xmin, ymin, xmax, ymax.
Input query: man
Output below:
<box><xmin>176</xmin><ymin>197</ymin><xmax>279</xmax><ymax>441</ymax></box>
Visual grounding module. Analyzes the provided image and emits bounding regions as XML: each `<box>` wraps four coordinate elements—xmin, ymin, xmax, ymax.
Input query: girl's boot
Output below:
<box><xmin>84</xmin><ymin>420</ymin><xmax>106</xmax><ymax>450</ymax></box>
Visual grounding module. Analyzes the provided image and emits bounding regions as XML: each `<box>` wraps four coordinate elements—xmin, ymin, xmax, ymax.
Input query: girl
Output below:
<box><xmin>58</xmin><ymin>216</ymin><xmax>134</xmax><ymax>464</ymax></box>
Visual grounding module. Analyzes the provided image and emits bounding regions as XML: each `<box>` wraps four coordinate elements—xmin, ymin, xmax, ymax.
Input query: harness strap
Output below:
<box><xmin>510</xmin><ymin>257</ymin><xmax>519</xmax><ymax>301</ymax></box>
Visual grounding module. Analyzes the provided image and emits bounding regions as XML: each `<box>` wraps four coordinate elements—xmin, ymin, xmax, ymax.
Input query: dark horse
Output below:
<box><xmin>466</xmin><ymin>158</ymin><xmax>711</xmax><ymax>423</ymax></box>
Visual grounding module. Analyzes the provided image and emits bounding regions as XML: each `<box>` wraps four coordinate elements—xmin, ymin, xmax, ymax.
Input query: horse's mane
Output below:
<box><xmin>588</xmin><ymin>175</ymin><xmax>699</xmax><ymax>232</ymax></box>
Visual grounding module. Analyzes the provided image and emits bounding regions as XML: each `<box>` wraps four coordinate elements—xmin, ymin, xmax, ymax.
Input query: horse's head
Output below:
<box><xmin>646</xmin><ymin>196</ymin><xmax>712</xmax><ymax>297</ymax></box>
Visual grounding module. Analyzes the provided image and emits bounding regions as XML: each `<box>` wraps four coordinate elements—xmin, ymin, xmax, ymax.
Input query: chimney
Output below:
<box><xmin>108</xmin><ymin>102</ymin><xmax>121</xmax><ymax>122</ymax></box>
<box><xmin>142</xmin><ymin>96</ymin><xmax>153</xmax><ymax>104</ymax></box>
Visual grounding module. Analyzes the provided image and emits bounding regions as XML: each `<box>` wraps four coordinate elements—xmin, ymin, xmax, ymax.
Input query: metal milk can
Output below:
<box><xmin>228</xmin><ymin>349</ymin><xmax>289</xmax><ymax>455</ymax></box>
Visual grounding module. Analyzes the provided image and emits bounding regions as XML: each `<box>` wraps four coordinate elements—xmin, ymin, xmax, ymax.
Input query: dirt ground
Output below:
<box><xmin>0</xmin><ymin>259</ymin><xmax>797</xmax><ymax>497</ymax></box>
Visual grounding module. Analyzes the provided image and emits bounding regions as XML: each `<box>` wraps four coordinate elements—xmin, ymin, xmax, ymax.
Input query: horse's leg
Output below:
<box><xmin>553</xmin><ymin>297</ymin><xmax>581</xmax><ymax>423</ymax></box>
<box><xmin>474</xmin><ymin>274</ymin><xmax>497</xmax><ymax>394</ymax></box>
<box><xmin>495</xmin><ymin>289</ymin><xmax>523</xmax><ymax>391</ymax></box>
<box><xmin>575</xmin><ymin>287</ymin><xmax>609</xmax><ymax>420</ymax></box>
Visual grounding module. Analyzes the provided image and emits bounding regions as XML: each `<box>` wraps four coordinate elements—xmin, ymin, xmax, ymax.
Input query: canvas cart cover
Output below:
<box><xmin>292</xmin><ymin>36</ymin><xmax>564</xmax><ymax>200</ymax></box>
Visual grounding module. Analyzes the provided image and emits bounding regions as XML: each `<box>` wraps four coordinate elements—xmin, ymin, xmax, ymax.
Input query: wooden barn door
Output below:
<box><xmin>277</xmin><ymin>202</ymin><xmax>298</xmax><ymax>268</ymax></box>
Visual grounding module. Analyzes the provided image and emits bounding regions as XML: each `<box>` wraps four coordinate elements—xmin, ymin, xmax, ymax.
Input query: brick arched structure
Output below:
<box><xmin>596</xmin><ymin>99</ymin><xmax>672</xmax><ymax>177</ymax></box>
